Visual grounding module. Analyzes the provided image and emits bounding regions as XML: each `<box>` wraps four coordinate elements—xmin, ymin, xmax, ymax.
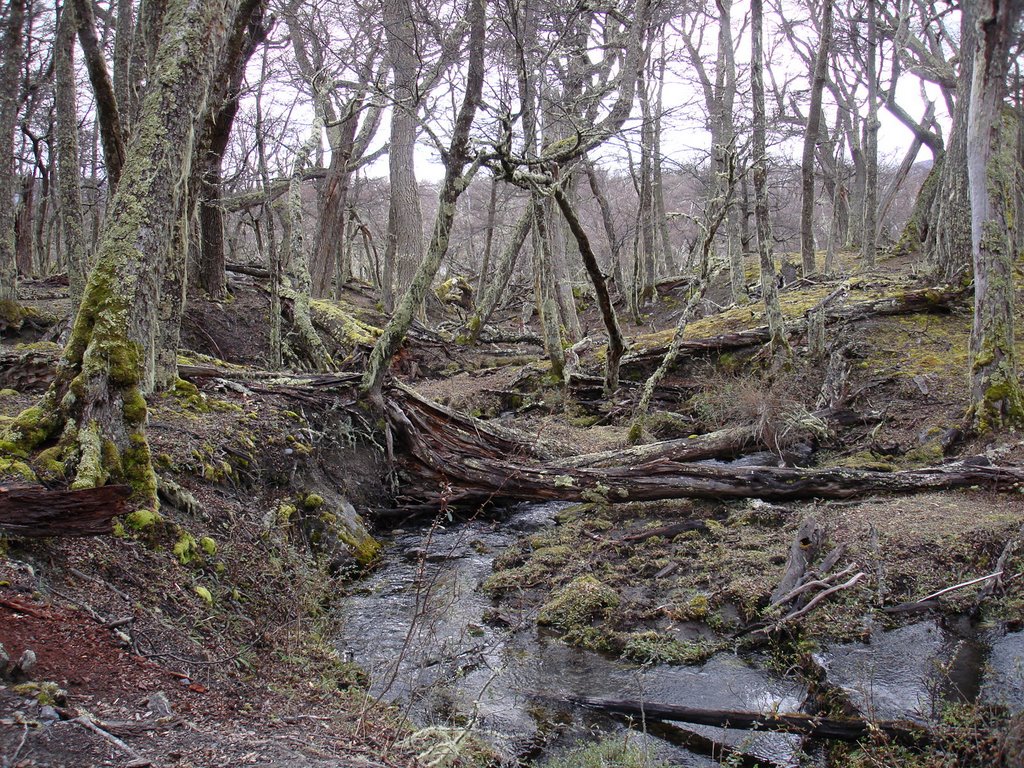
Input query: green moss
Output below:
<box><xmin>903</xmin><ymin>440</ymin><xmax>945</xmax><ymax>467</ymax></box>
<box><xmin>122</xmin><ymin>389</ymin><xmax>148</xmax><ymax>425</ymax></box>
<box><xmin>125</xmin><ymin>509</ymin><xmax>162</xmax><ymax>531</ymax></box>
<box><xmin>0</xmin><ymin>389</ymin><xmax>19</xmax><ymax>397</ymax></box>
<box><xmin>12</xmin><ymin>681</ymin><xmax>65</xmax><ymax>706</ymax></box>
<box><xmin>71</xmin><ymin>420</ymin><xmax>108</xmax><ymax>489</ymax></box>
<box><xmin>303</xmin><ymin>493</ymin><xmax>324</xmax><ymax>510</ymax></box>
<box><xmin>540</xmin><ymin>737</ymin><xmax>659</xmax><ymax>768</ymax></box>
<box><xmin>122</xmin><ymin>432</ymin><xmax>157</xmax><ymax>504</ymax></box>
<box><xmin>277</xmin><ymin>503</ymin><xmax>297</xmax><ymax>524</ymax></box>
<box><xmin>336</xmin><ymin>525</ymin><xmax>381</xmax><ymax>567</ymax></box>
<box><xmin>174</xmin><ymin>532</ymin><xmax>199</xmax><ymax>564</ymax></box>
<box><xmin>199</xmin><ymin>536</ymin><xmax>217</xmax><ymax>556</ymax></box>
<box><xmin>621</xmin><ymin>631</ymin><xmax>714</xmax><ymax>665</ymax></box>
<box><xmin>537</xmin><ymin>575</ymin><xmax>619</xmax><ymax>632</ymax></box>
<box><xmin>35</xmin><ymin>445</ymin><xmax>66</xmax><ymax>481</ymax></box>
<box><xmin>3</xmin><ymin>404</ymin><xmax>58</xmax><ymax>455</ymax></box>
<box><xmin>194</xmin><ymin>585</ymin><xmax>213</xmax><ymax>605</ymax></box>
<box><xmin>0</xmin><ymin>456</ymin><xmax>36</xmax><ymax>481</ymax></box>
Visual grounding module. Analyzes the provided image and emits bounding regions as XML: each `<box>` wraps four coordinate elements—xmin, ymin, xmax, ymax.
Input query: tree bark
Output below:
<box><xmin>800</xmin><ymin>0</ymin><xmax>832</xmax><ymax>277</ymax></box>
<box><xmin>360</xmin><ymin>0</ymin><xmax>486</xmax><ymax>404</ymax></box>
<box><xmin>554</xmin><ymin>186</ymin><xmax>626</xmax><ymax>393</ymax></box>
<box><xmin>750</xmin><ymin>0</ymin><xmax>788</xmax><ymax>353</ymax></box>
<box><xmin>72</xmin><ymin>0</ymin><xmax>126</xmax><ymax>191</ymax></box>
<box><xmin>55</xmin><ymin>0</ymin><xmax>87</xmax><ymax>306</ymax></box>
<box><xmin>0</xmin><ymin>0</ymin><xmax>25</xmax><ymax>303</ymax></box>
<box><xmin>926</xmin><ymin>8</ymin><xmax>975</xmax><ymax>280</ymax></box>
<box><xmin>381</xmin><ymin>0</ymin><xmax>425</xmax><ymax>312</ymax></box>
<box><xmin>196</xmin><ymin>0</ymin><xmax>267</xmax><ymax>298</ymax></box>
<box><xmin>5</xmin><ymin>0</ymin><xmax>243</xmax><ymax>510</ymax></box>
<box><xmin>967</xmin><ymin>0</ymin><xmax>1024</xmax><ymax>430</ymax></box>
<box><xmin>861</xmin><ymin>0</ymin><xmax>879</xmax><ymax>269</ymax></box>
<box><xmin>566</xmin><ymin>697</ymin><xmax>928</xmax><ymax>746</ymax></box>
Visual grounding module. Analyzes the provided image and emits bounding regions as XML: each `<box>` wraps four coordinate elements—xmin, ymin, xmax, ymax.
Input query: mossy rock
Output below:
<box><xmin>537</xmin><ymin>575</ymin><xmax>619</xmax><ymax>632</ymax></box>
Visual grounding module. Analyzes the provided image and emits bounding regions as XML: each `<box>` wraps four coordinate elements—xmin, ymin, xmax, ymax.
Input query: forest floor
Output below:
<box><xmin>2</xmin><ymin>250</ymin><xmax>1024</xmax><ymax>766</ymax></box>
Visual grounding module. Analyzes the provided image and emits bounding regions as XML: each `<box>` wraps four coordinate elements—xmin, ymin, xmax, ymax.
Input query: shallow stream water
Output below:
<box><xmin>336</xmin><ymin>503</ymin><xmax>1024</xmax><ymax>765</ymax></box>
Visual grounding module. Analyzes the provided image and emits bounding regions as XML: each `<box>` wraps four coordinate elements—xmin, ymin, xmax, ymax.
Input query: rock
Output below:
<box><xmin>0</xmin><ymin>642</ymin><xmax>9</xmax><ymax>673</ymax></box>
<box><xmin>12</xmin><ymin>649</ymin><xmax>36</xmax><ymax>680</ymax></box>
<box><xmin>38</xmin><ymin>705</ymin><xmax>59</xmax><ymax>723</ymax></box>
<box><xmin>147</xmin><ymin>691</ymin><xmax>173</xmax><ymax>717</ymax></box>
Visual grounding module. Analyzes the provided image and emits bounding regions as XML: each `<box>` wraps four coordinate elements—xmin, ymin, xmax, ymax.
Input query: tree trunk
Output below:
<box><xmin>584</xmin><ymin>159</ymin><xmax>623</xmax><ymax>289</ymax></box>
<box><xmin>861</xmin><ymin>0</ymin><xmax>879</xmax><ymax>269</ymax></box>
<box><xmin>55</xmin><ymin>0</ymin><xmax>85</xmax><ymax>306</ymax></box>
<box><xmin>0</xmin><ymin>0</ymin><xmax>25</xmax><ymax>303</ymax></box>
<box><xmin>381</xmin><ymin>0</ymin><xmax>424</xmax><ymax>313</ymax></box>
<box><xmin>5</xmin><ymin>0</ymin><xmax>243</xmax><ymax>511</ymax></box>
<box><xmin>750</xmin><ymin>0</ymin><xmax>788</xmax><ymax>353</ymax></box>
<box><xmin>926</xmin><ymin>8</ymin><xmax>975</xmax><ymax>281</ymax></box>
<box><xmin>72</xmin><ymin>0</ymin><xmax>126</xmax><ymax>192</ymax></box>
<box><xmin>476</xmin><ymin>175</ymin><xmax>500</xmax><ymax>298</ymax></box>
<box><xmin>196</xmin><ymin>0</ymin><xmax>267</xmax><ymax>298</ymax></box>
<box><xmin>800</xmin><ymin>0</ymin><xmax>832</xmax><ymax>277</ymax></box>
<box><xmin>554</xmin><ymin>186</ymin><xmax>626</xmax><ymax>393</ymax></box>
<box><xmin>360</xmin><ymin>0</ymin><xmax>485</xmax><ymax>404</ymax></box>
<box><xmin>967</xmin><ymin>0</ymin><xmax>1024</xmax><ymax>430</ymax></box>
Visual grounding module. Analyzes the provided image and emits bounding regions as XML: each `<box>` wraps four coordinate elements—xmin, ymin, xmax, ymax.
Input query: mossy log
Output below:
<box><xmin>0</xmin><ymin>484</ymin><xmax>131</xmax><ymax>536</ymax></box>
<box><xmin>623</xmin><ymin>285</ymin><xmax>965</xmax><ymax>368</ymax></box>
<box><xmin>566</xmin><ymin>696</ymin><xmax>929</xmax><ymax>746</ymax></box>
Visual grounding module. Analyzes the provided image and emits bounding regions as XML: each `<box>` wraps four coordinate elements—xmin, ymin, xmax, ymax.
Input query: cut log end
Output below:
<box><xmin>0</xmin><ymin>484</ymin><xmax>133</xmax><ymax>537</ymax></box>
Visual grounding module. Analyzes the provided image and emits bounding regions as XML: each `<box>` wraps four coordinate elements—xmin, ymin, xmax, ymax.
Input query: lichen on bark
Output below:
<box><xmin>0</xmin><ymin>0</ymin><xmax>243</xmax><ymax>510</ymax></box>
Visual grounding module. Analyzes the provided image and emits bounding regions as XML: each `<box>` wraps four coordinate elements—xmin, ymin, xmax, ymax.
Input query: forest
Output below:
<box><xmin>1</xmin><ymin>0</ymin><xmax>1024</xmax><ymax>765</ymax></box>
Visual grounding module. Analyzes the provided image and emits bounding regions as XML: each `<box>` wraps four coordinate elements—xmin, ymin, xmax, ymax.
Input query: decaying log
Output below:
<box><xmin>560</xmin><ymin>426</ymin><xmax>770</xmax><ymax>469</ymax></box>
<box><xmin>386</xmin><ymin>387</ymin><xmax>1024</xmax><ymax>509</ymax></box>
<box><xmin>568</xmin><ymin>696</ymin><xmax>930</xmax><ymax>745</ymax></box>
<box><xmin>771</xmin><ymin>517</ymin><xmax>825</xmax><ymax>604</ymax></box>
<box><xmin>623</xmin><ymin>285</ymin><xmax>965</xmax><ymax>369</ymax></box>
<box><xmin>0</xmin><ymin>485</ymin><xmax>132</xmax><ymax>536</ymax></box>
<box><xmin>0</xmin><ymin>345</ymin><xmax>61</xmax><ymax>392</ymax></box>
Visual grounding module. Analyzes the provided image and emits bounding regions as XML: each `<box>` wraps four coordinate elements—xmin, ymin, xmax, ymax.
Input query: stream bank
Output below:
<box><xmin>338</xmin><ymin>500</ymin><xmax>1024</xmax><ymax>766</ymax></box>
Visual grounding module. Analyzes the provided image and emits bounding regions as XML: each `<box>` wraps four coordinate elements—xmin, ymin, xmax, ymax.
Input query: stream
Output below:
<box><xmin>336</xmin><ymin>503</ymin><xmax>1024</xmax><ymax>765</ymax></box>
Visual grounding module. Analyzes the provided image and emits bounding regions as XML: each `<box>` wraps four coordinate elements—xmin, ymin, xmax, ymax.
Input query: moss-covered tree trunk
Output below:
<box><xmin>967</xmin><ymin>0</ymin><xmax>1024</xmax><ymax>431</ymax></box>
<box><xmin>2</xmin><ymin>0</ymin><xmax>242</xmax><ymax>510</ymax></box>
<box><xmin>0</xmin><ymin>0</ymin><xmax>25</xmax><ymax>304</ymax></box>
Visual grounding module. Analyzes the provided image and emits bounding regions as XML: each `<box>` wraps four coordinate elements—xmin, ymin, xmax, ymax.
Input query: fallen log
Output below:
<box><xmin>558</xmin><ymin>425</ymin><xmax>780</xmax><ymax>470</ymax></box>
<box><xmin>623</xmin><ymin>284</ymin><xmax>965</xmax><ymax>368</ymax></box>
<box><xmin>388</xmin><ymin>391</ymin><xmax>1024</xmax><ymax>507</ymax></box>
<box><xmin>0</xmin><ymin>485</ymin><xmax>132</xmax><ymax>536</ymax></box>
<box><xmin>568</xmin><ymin>696</ymin><xmax>930</xmax><ymax>745</ymax></box>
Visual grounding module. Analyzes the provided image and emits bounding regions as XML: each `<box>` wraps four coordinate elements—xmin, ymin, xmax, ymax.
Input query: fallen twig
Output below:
<box><xmin>71</xmin><ymin>715</ymin><xmax>140</xmax><ymax>760</ymax></box>
<box><xmin>770</xmin><ymin>563</ymin><xmax>859</xmax><ymax>608</ymax></box>
<box><xmin>917</xmin><ymin>570</ymin><xmax>1004</xmax><ymax>603</ymax></box>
